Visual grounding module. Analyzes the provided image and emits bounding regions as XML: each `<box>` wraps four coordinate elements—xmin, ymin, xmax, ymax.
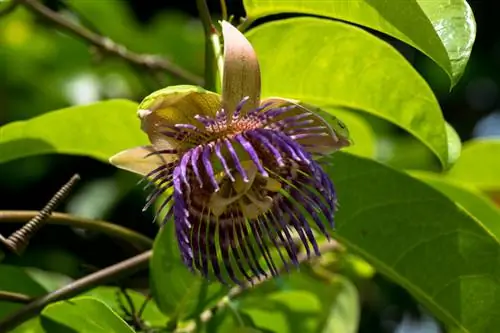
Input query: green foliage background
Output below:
<box><xmin>0</xmin><ymin>0</ymin><xmax>499</xmax><ymax>333</ymax></box>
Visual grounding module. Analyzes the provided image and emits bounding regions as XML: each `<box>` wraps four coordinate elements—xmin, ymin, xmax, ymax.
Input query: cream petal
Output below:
<box><xmin>109</xmin><ymin>146</ymin><xmax>174</xmax><ymax>176</ymax></box>
<box><xmin>138</xmin><ymin>85</ymin><xmax>221</xmax><ymax>151</ymax></box>
<box><xmin>221</xmin><ymin>21</ymin><xmax>261</xmax><ymax>117</ymax></box>
<box><xmin>261</xmin><ymin>97</ymin><xmax>352</xmax><ymax>155</ymax></box>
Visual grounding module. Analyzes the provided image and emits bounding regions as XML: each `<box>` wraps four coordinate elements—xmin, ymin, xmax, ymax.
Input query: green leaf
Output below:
<box><xmin>41</xmin><ymin>297</ymin><xmax>135</xmax><ymax>333</ymax></box>
<box><xmin>238</xmin><ymin>290</ymin><xmax>323</xmax><ymax>333</ymax></box>
<box><xmin>417</xmin><ymin>0</ymin><xmax>476</xmax><ymax>85</ymax></box>
<box><xmin>0</xmin><ymin>100</ymin><xmax>146</xmax><ymax>165</ymax></box>
<box><xmin>150</xmin><ymin>220</ymin><xmax>227</xmax><ymax>320</ymax></box>
<box><xmin>206</xmin><ymin>272</ymin><xmax>359</xmax><ymax>333</ymax></box>
<box><xmin>446</xmin><ymin>122</ymin><xmax>462</xmax><ymax>166</ymax></box>
<box><xmin>243</xmin><ymin>0</ymin><xmax>475</xmax><ymax>87</ymax></box>
<box><xmin>24</xmin><ymin>268</ymin><xmax>73</xmax><ymax>292</ymax></box>
<box><xmin>8</xmin><ymin>319</ymin><xmax>44</xmax><ymax>333</ymax></box>
<box><xmin>445</xmin><ymin>139</ymin><xmax>500</xmax><ymax>191</ymax></box>
<box><xmin>328</xmin><ymin>152</ymin><xmax>500</xmax><ymax>333</ymax></box>
<box><xmin>412</xmin><ymin>171</ymin><xmax>500</xmax><ymax>238</ymax></box>
<box><xmin>247</xmin><ymin>18</ymin><xmax>450</xmax><ymax>169</ymax></box>
<box><xmin>83</xmin><ymin>287</ymin><xmax>168</xmax><ymax>327</ymax></box>
<box><xmin>321</xmin><ymin>277</ymin><xmax>360</xmax><ymax>333</ymax></box>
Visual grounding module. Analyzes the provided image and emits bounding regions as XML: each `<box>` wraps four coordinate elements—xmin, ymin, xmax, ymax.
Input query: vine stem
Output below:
<box><xmin>0</xmin><ymin>291</ymin><xmax>31</xmax><ymax>304</ymax></box>
<box><xmin>196</xmin><ymin>0</ymin><xmax>220</xmax><ymax>91</ymax></box>
<box><xmin>0</xmin><ymin>211</ymin><xmax>153</xmax><ymax>251</ymax></box>
<box><xmin>0</xmin><ymin>250</ymin><xmax>152</xmax><ymax>332</ymax></box>
<box><xmin>1</xmin><ymin>174</ymin><xmax>80</xmax><ymax>254</ymax></box>
<box><xmin>16</xmin><ymin>0</ymin><xmax>203</xmax><ymax>85</ymax></box>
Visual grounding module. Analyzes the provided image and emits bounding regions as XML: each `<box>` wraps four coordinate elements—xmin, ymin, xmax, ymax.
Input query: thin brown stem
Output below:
<box><xmin>17</xmin><ymin>0</ymin><xmax>203</xmax><ymax>85</ymax></box>
<box><xmin>0</xmin><ymin>250</ymin><xmax>152</xmax><ymax>332</ymax></box>
<box><xmin>0</xmin><ymin>211</ymin><xmax>153</xmax><ymax>251</ymax></box>
<box><xmin>0</xmin><ymin>291</ymin><xmax>32</xmax><ymax>304</ymax></box>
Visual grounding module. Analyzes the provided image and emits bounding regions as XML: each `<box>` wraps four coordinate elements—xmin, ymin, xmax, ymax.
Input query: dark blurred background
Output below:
<box><xmin>0</xmin><ymin>0</ymin><xmax>498</xmax><ymax>332</ymax></box>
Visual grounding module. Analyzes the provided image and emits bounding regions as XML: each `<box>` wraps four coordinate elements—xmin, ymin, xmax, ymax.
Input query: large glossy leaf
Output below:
<box><xmin>445</xmin><ymin>139</ymin><xmax>500</xmax><ymax>191</ymax></box>
<box><xmin>413</xmin><ymin>171</ymin><xmax>500</xmax><ymax>238</ymax></box>
<box><xmin>417</xmin><ymin>0</ymin><xmax>476</xmax><ymax>85</ymax></box>
<box><xmin>0</xmin><ymin>100</ymin><xmax>146</xmax><ymax>164</ymax></box>
<box><xmin>247</xmin><ymin>18</ymin><xmax>450</xmax><ymax>169</ymax></box>
<box><xmin>41</xmin><ymin>297</ymin><xmax>135</xmax><ymax>333</ymax></box>
<box><xmin>328</xmin><ymin>152</ymin><xmax>500</xmax><ymax>333</ymax></box>
<box><xmin>243</xmin><ymin>0</ymin><xmax>475</xmax><ymax>87</ymax></box>
<box><xmin>235</xmin><ymin>290</ymin><xmax>323</xmax><ymax>333</ymax></box>
<box><xmin>150</xmin><ymin>220</ymin><xmax>227</xmax><ymax>320</ymax></box>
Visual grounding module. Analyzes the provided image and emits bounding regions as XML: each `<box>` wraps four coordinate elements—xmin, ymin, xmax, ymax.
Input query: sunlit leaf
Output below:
<box><xmin>321</xmin><ymin>276</ymin><xmax>360</xmax><ymax>333</ymax></box>
<box><xmin>206</xmin><ymin>271</ymin><xmax>359</xmax><ymax>333</ymax></box>
<box><xmin>445</xmin><ymin>122</ymin><xmax>462</xmax><ymax>166</ymax></box>
<box><xmin>238</xmin><ymin>290</ymin><xmax>323</xmax><ymax>333</ymax></box>
<box><xmin>329</xmin><ymin>152</ymin><xmax>500</xmax><ymax>333</ymax></box>
<box><xmin>0</xmin><ymin>100</ymin><xmax>146</xmax><ymax>164</ymax></box>
<box><xmin>445</xmin><ymin>139</ymin><xmax>500</xmax><ymax>191</ymax></box>
<box><xmin>23</xmin><ymin>268</ymin><xmax>73</xmax><ymax>293</ymax></box>
<box><xmin>413</xmin><ymin>171</ymin><xmax>500</xmax><ymax>238</ymax></box>
<box><xmin>417</xmin><ymin>0</ymin><xmax>476</xmax><ymax>85</ymax></box>
<box><xmin>247</xmin><ymin>18</ymin><xmax>450</xmax><ymax>169</ymax></box>
<box><xmin>41</xmin><ymin>297</ymin><xmax>135</xmax><ymax>333</ymax></box>
<box><xmin>244</xmin><ymin>0</ymin><xmax>475</xmax><ymax>87</ymax></box>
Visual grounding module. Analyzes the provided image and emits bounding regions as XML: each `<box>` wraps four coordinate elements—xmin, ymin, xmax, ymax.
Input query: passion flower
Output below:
<box><xmin>110</xmin><ymin>21</ymin><xmax>350</xmax><ymax>285</ymax></box>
